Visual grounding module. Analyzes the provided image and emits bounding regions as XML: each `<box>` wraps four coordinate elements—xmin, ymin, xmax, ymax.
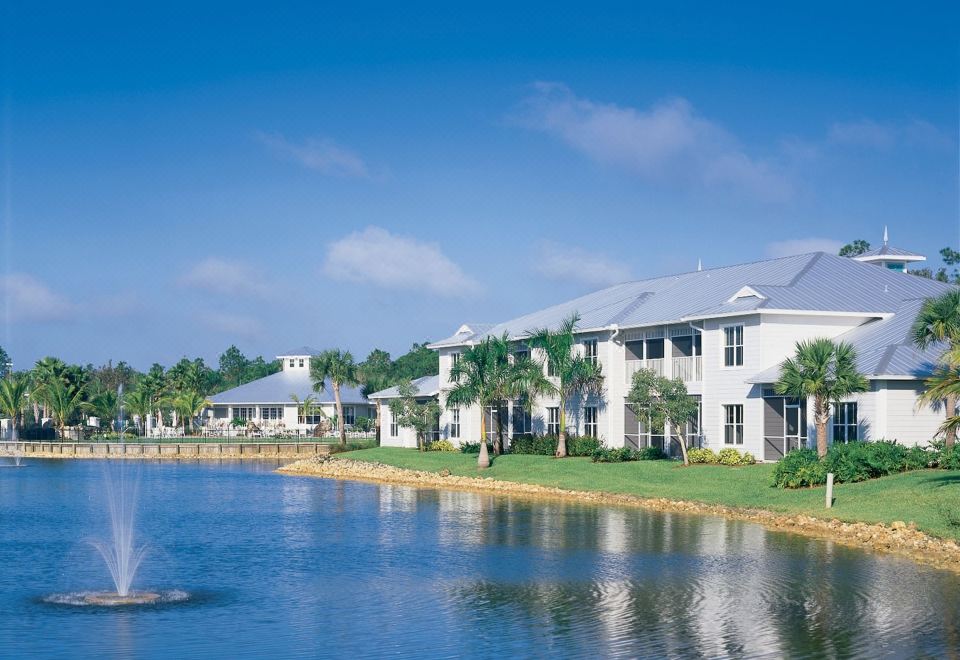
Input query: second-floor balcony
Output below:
<box><xmin>625</xmin><ymin>358</ymin><xmax>664</xmax><ymax>384</ymax></box>
<box><xmin>672</xmin><ymin>355</ymin><xmax>702</xmax><ymax>382</ymax></box>
<box><xmin>625</xmin><ymin>356</ymin><xmax>701</xmax><ymax>385</ymax></box>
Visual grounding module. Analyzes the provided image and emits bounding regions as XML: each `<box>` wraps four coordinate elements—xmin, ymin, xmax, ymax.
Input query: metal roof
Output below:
<box><xmin>209</xmin><ymin>370</ymin><xmax>370</xmax><ymax>405</ymax></box>
<box><xmin>366</xmin><ymin>375</ymin><xmax>440</xmax><ymax>400</ymax></box>
<box><xmin>854</xmin><ymin>244</ymin><xmax>925</xmax><ymax>259</ymax></box>
<box><xmin>277</xmin><ymin>346</ymin><xmax>322</xmax><ymax>357</ymax></box>
<box><xmin>439</xmin><ymin>252</ymin><xmax>953</xmax><ymax>344</ymax></box>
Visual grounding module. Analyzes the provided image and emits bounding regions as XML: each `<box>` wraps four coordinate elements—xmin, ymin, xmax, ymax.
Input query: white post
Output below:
<box><xmin>825</xmin><ymin>472</ymin><xmax>834</xmax><ymax>509</ymax></box>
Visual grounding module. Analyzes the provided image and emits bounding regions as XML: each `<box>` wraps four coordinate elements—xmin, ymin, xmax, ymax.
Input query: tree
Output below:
<box><xmin>775</xmin><ymin>338</ymin><xmax>869</xmax><ymax>458</ymax></box>
<box><xmin>172</xmin><ymin>390</ymin><xmax>212</xmax><ymax>434</ymax></box>
<box><xmin>32</xmin><ymin>356</ymin><xmax>69</xmax><ymax>419</ymax></box>
<box><xmin>0</xmin><ymin>374</ymin><xmax>30</xmax><ymax>441</ymax></box>
<box><xmin>218</xmin><ymin>345</ymin><xmax>249</xmax><ymax>388</ymax></box>
<box><xmin>392</xmin><ymin>342</ymin><xmax>440</xmax><ymax>381</ymax></box>
<box><xmin>388</xmin><ymin>381</ymin><xmax>441</xmax><ymax>451</ymax></box>
<box><xmin>311</xmin><ymin>349</ymin><xmax>360</xmax><ymax>447</ymax></box>
<box><xmin>42</xmin><ymin>380</ymin><xmax>87</xmax><ymax>440</ymax></box>
<box><xmin>526</xmin><ymin>312</ymin><xmax>605</xmax><ymax>458</ymax></box>
<box><xmin>839</xmin><ymin>240</ymin><xmax>870</xmax><ymax>257</ymax></box>
<box><xmin>0</xmin><ymin>346</ymin><xmax>11</xmax><ymax>379</ymax></box>
<box><xmin>123</xmin><ymin>387</ymin><xmax>153</xmax><ymax>436</ymax></box>
<box><xmin>85</xmin><ymin>386</ymin><xmax>120</xmax><ymax>431</ymax></box>
<box><xmin>628</xmin><ymin>368</ymin><xmax>699</xmax><ymax>465</ymax></box>
<box><xmin>913</xmin><ymin>289</ymin><xmax>960</xmax><ymax>449</ymax></box>
<box><xmin>919</xmin><ymin>346</ymin><xmax>960</xmax><ymax>443</ymax></box>
<box><xmin>940</xmin><ymin>247</ymin><xmax>960</xmax><ymax>284</ymax></box>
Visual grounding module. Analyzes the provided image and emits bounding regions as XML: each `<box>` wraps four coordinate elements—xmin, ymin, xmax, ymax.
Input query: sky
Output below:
<box><xmin>1</xmin><ymin>1</ymin><xmax>958</xmax><ymax>370</ymax></box>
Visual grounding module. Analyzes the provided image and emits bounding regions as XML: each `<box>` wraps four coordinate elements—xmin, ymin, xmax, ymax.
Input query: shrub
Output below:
<box><xmin>427</xmin><ymin>439</ymin><xmax>457</xmax><ymax>452</ymax></box>
<box><xmin>772</xmin><ymin>448</ymin><xmax>827</xmax><ymax>488</ymax></box>
<box><xmin>823</xmin><ymin>440</ymin><xmax>908</xmax><ymax>483</ymax></box>
<box><xmin>940</xmin><ymin>448</ymin><xmax>960</xmax><ymax>470</ymax></box>
<box><xmin>903</xmin><ymin>446</ymin><xmax>935</xmax><ymax>470</ymax></box>
<box><xmin>509</xmin><ymin>434</ymin><xmax>600</xmax><ymax>457</ymax></box>
<box><xmin>717</xmin><ymin>447</ymin><xmax>754</xmax><ymax>466</ymax></box>
<box><xmin>688</xmin><ymin>448</ymin><xmax>717</xmax><ymax>464</ymax></box>
<box><xmin>459</xmin><ymin>441</ymin><xmax>484</xmax><ymax>454</ymax></box>
<box><xmin>590</xmin><ymin>445</ymin><xmax>666</xmax><ymax>463</ymax></box>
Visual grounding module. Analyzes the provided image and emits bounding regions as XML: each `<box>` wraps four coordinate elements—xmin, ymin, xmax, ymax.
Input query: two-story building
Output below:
<box><xmin>406</xmin><ymin>249</ymin><xmax>951</xmax><ymax>460</ymax></box>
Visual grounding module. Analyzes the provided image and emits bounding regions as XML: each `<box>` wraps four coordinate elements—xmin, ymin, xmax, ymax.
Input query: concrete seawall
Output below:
<box><xmin>0</xmin><ymin>441</ymin><xmax>332</xmax><ymax>459</ymax></box>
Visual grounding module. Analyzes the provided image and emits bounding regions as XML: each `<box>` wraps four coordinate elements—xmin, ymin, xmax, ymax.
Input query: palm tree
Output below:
<box><xmin>446</xmin><ymin>336</ymin><xmax>507</xmax><ymax>469</ymax></box>
<box><xmin>526</xmin><ymin>312</ymin><xmax>605</xmax><ymax>458</ymax></box>
<box><xmin>124</xmin><ymin>387</ymin><xmax>153</xmax><ymax>436</ymax></box>
<box><xmin>0</xmin><ymin>375</ymin><xmax>30</xmax><ymax>441</ymax></box>
<box><xmin>775</xmin><ymin>338</ymin><xmax>869</xmax><ymax>458</ymax></box>
<box><xmin>919</xmin><ymin>345</ymin><xmax>960</xmax><ymax>443</ymax></box>
<box><xmin>32</xmin><ymin>356</ymin><xmax>68</xmax><ymax>419</ymax></box>
<box><xmin>42</xmin><ymin>380</ymin><xmax>87</xmax><ymax>440</ymax></box>
<box><xmin>85</xmin><ymin>386</ymin><xmax>119</xmax><ymax>432</ymax></box>
<box><xmin>172</xmin><ymin>390</ymin><xmax>212</xmax><ymax>434</ymax></box>
<box><xmin>913</xmin><ymin>289</ymin><xmax>960</xmax><ymax>449</ymax></box>
<box><xmin>290</xmin><ymin>393</ymin><xmax>327</xmax><ymax>433</ymax></box>
<box><xmin>311</xmin><ymin>350</ymin><xmax>360</xmax><ymax>447</ymax></box>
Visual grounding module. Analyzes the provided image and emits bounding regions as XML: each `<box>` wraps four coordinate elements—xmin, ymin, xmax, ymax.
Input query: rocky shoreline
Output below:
<box><xmin>280</xmin><ymin>455</ymin><xmax>960</xmax><ymax>574</ymax></box>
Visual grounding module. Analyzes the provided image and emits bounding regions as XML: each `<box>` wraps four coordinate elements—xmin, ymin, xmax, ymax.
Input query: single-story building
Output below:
<box><xmin>367</xmin><ymin>375</ymin><xmax>441</xmax><ymax>448</ymax></box>
<box><xmin>205</xmin><ymin>347</ymin><xmax>375</xmax><ymax>435</ymax></box>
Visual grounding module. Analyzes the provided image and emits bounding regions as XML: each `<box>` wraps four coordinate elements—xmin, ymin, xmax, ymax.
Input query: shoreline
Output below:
<box><xmin>279</xmin><ymin>455</ymin><xmax>960</xmax><ymax>574</ymax></box>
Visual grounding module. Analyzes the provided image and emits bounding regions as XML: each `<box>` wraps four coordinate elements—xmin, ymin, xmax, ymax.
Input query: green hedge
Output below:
<box><xmin>509</xmin><ymin>434</ymin><xmax>601</xmax><ymax>457</ymax></box>
<box><xmin>772</xmin><ymin>440</ymin><xmax>956</xmax><ymax>489</ymax></box>
<box><xmin>590</xmin><ymin>446</ymin><xmax>667</xmax><ymax>463</ymax></box>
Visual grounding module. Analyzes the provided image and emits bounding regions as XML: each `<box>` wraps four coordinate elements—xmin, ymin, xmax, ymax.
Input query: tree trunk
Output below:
<box><xmin>11</xmin><ymin>416</ymin><xmax>18</xmax><ymax>442</ymax></box>
<box><xmin>494</xmin><ymin>402</ymin><xmax>503</xmax><ymax>455</ymax></box>
<box><xmin>947</xmin><ymin>393</ymin><xmax>957</xmax><ymax>450</ymax></box>
<box><xmin>32</xmin><ymin>402</ymin><xmax>39</xmax><ymax>425</ymax></box>
<box><xmin>673</xmin><ymin>428</ymin><xmax>690</xmax><ymax>466</ymax></box>
<box><xmin>815</xmin><ymin>396</ymin><xmax>829</xmax><ymax>459</ymax></box>
<box><xmin>477</xmin><ymin>409</ymin><xmax>490</xmax><ymax>468</ymax></box>
<box><xmin>555</xmin><ymin>402</ymin><xmax>567</xmax><ymax>458</ymax></box>
<box><xmin>334</xmin><ymin>383</ymin><xmax>346</xmax><ymax>447</ymax></box>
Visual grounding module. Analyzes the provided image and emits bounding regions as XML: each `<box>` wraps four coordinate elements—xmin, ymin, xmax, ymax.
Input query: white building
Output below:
<box><xmin>368</xmin><ymin>375</ymin><xmax>441</xmax><ymax>448</ymax></box>
<box><xmin>206</xmin><ymin>347</ymin><xmax>375</xmax><ymax>435</ymax></box>
<box><xmin>407</xmin><ymin>250</ymin><xmax>952</xmax><ymax>461</ymax></box>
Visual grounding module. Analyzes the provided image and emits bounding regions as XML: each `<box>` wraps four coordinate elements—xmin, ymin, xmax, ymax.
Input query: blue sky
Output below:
<box><xmin>2</xmin><ymin>1</ymin><xmax>958</xmax><ymax>370</ymax></box>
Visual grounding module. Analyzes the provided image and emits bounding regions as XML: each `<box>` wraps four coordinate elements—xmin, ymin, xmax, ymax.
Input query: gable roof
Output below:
<box><xmin>436</xmin><ymin>252</ymin><xmax>954</xmax><ymax>347</ymax></box>
<box><xmin>278</xmin><ymin>346</ymin><xmax>321</xmax><ymax>357</ymax></box>
<box><xmin>366</xmin><ymin>375</ymin><xmax>440</xmax><ymax>400</ymax></box>
<box><xmin>209</xmin><ymin>370</ymin><xmax>369</xmax><ymax>405</ymax></box>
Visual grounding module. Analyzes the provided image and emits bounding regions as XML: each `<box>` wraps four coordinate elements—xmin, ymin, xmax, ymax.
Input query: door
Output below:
<box><xmin>784</xmin><ymin>400</ymin><xmax>805</xmax><ymax>453</ymax></box>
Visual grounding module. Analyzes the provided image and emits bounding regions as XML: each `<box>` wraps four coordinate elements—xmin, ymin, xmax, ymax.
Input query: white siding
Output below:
<box><xmin>883</xmin><ymin>380</ymin><xmax>944</xmax><ymax>446</ymax></box>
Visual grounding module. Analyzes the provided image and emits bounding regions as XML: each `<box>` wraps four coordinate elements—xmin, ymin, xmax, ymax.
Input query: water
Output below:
<box><xmin>90</xmin><ymin>463</ymin><xmax>148</xmax><ymax>598</ymax></box>
<box><xmin>1</xmin><ymin>460</ymin><xmax>958</xmax><ymax>658</ymax></box>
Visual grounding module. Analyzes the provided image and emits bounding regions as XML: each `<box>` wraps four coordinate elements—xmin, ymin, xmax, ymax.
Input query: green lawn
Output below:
<box><xmin>344</xmin><ymin>447</ymin><xmax>960</xmax><ymax>541</ymax></box>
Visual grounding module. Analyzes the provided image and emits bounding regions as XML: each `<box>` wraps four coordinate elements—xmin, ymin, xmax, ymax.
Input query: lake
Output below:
<box><xmin>1</xmin><ymin>459</ymin><xmax>958</xmax><ymax>658</ymax></box>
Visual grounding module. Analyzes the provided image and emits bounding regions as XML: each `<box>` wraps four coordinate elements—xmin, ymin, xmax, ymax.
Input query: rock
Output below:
<box><xmin>891</xmin><ymin>521</ymin><xmax>907</xmax><ymax>530</ymax></box>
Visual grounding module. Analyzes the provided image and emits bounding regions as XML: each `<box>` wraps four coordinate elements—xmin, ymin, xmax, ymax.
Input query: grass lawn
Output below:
<box><xmin>345</xmin><ymin>447</ymin><xmax>960</xmax><ymax>541</ymax></box>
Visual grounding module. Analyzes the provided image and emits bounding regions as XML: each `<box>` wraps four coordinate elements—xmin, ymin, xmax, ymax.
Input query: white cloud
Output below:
<box><xmin>323</xmin><ymin>226</ymin><xmax>481</xmax><ymax>297</ymax></box>
<box><xmin>198</xmin><ymin>311</ymin><xmax>264</xmax><ymax>339</ymax></box>
<box><xmin>179</xmin><ymin>258</ymin><xmax>271</xmax><ymax>299</ymax></box>
<box><xmin>765</xmin><ymin>238</ymin><xmax>844</xmax><ymax>258</ymax></box>
<box><xmin>0</xmin><ymin>273</ymin><xmax>76</xmax><ymax>322</ymax></box>
<box><xmin>257</xmin><ymin>131</ymin><xmax>369</xmax><ymax>178</ymax></box>
<box><xmin>533</xmin><ymin>241</ymin><xmax>632</xmax><ymax>287</ymax></box>
<box><xmin>515</xmin><ymin>82</ymin><xmax>792</xmax><ymax>201</ymax></box>
<box><xmin>827</xmin><ymin>120</ymin><xmax>896</xmax><ymax>149</ymax></box>
<box><xmin>828</xmin><ymin>118</ymin><xmax>954</xmax><ymax>151</ymax></box>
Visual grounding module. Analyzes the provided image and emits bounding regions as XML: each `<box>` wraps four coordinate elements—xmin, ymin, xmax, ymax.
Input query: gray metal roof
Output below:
<box><xmin>367</xmin><ymin>375</ymin><xmax>440</xmax><ymax>400</ymax></box>
<box><xmin>428</xmin><ymin>323</ymin><xmax>496</xmax><ymax>349</ymax></box>
<box><xmin>439</xmin><ymin>252</ymin><xmax>953</xmax><ymax>345</ymax></box>
<box><xmin>277</xmin><ymin>346</ymin><xmax>322</xmax><ymax>357</ymax></box>
<box><xmin>209</xmin><ymin>370</ymin><xmax>370</xmax><ymax>405</ymax></box>
<box><xmin>854</xmin><ymin>244</ymin><xmax>925</xmax><ymax>259</ymax></box>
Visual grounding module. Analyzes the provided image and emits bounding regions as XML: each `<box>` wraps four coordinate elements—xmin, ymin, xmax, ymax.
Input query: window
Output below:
<box><xmin>583</xmin><ymin>339</ymin><xmax>598</xmax><ymax>365</ymax></box>
<box><xmin>723</xmin><ymin>325</ymin><xmax>744</xmax><ymax>367</ymax></box>
<box><xmin>584</xmin><ymin>406</ymin><xmax>597</xmax><ymax>437</ymax></box>
<box><xmin>450</xmin><ymin>353</ymin><xmax>461</xmax><ymax>382</ymax></box>
<box><xmin>513</xmin><ymin>349</ymin><xmax>530</xmax><ymax>363</ymax></box>
<box><xmin>390</xmin><ymin>417</ymin><xmax>398</xmax><ymax>437</ymax></box>
<box><xmin>686</xmin><ymin>399</ymin><xmax>703</xmax><ymax>448</ymax></box>
<box><xmin>261</xmin><ymin>407</ymin><xmax>283</xmax><ymax>420</ymax></box>
<box><xmin>450</xmin><ymin>409</ymin><xmax>460</xmax><ymax>439</ymax></box>
<box><xmin>289</xmin><ymin>359</ymin><xmax>295</xmax><ymax>368</ymax></box>
<box><xmin>343</xmin><ymin>406</ymin><xmax>355</xmax><ymax>426</ymax></box>
<box><xmin>724</xmin><ymin>405</ymin><xmax>744</xmax><ymax>444</ymax></box>
<box><xmin>547</xmin><ymin>407</ymin><xmax>560</xmax><ymax>435</ymax></box>
<box><xmin>299</xmin><ymin>358</ymin><xmax>305</xmax><ymax>368</ymax></box>
<box><xmin>512</xmin><ymin>398</ymin><xmax>531</xmax><ymax>436</ymax></box>
<box><xmin>547</xmin><ymin>359</ymin><xmax>559</xmax><ymax>377</ymax></box>
<box><xmin>833</xmin><ymin>402</ymin><xmax>858</xmax><ymax>443</ymax></box>
<box><xmin>234</xmin><ymin>407</ymin><xmax>255</xmax><ymax>421</ymax></box>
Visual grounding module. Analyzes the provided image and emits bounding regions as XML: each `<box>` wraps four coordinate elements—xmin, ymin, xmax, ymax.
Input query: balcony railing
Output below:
<box><xmin>672</xmin><ymin>356</ymin><xmax>702</xmax><ymax>382</ymax></box>
<box><xmin>625</xmin><ymin>358</ymin><xmax>664</xmax><ymax>385</ymax></box>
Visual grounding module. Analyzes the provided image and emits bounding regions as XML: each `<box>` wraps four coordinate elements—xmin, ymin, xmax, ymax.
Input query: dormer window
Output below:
<box><xmin>299</xmin><ymin>359</ymin><xmax>305</xmax><ymax>368</ymax></box>
<box><xmin>289</xmin><ymin>359</ymin><xmax>295</xmax><ymax>368</ymax></box>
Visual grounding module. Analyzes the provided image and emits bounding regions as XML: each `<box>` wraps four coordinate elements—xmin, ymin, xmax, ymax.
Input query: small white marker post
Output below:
<box><xmin>825</xmin><ymin>472</ymin><xmax>834</xmax><ymax>509</ymax></box>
